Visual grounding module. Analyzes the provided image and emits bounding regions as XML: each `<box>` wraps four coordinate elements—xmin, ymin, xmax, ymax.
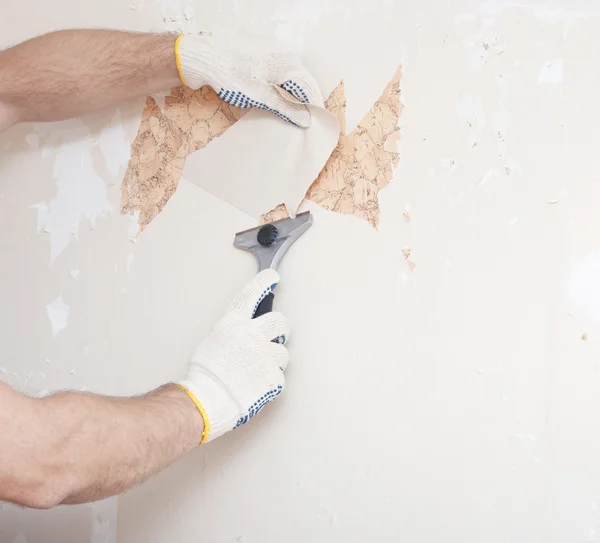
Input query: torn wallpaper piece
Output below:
<box><xmin>261</xmin><ymin>67</ymin><xmax>402</xmax><ymax>228</ymax></box>
<box><xmin>259</xmin><ymin>203</ymin><xmax>289</xmax><ymax>225</ymax></box>
<box><xmin>182</xmin><ymin>102</ymin><xmax>340</xmax><ymax>219</ymax></box>
<box><xmin>121</xmin><ymin>86</ymin><xmax>244</xmax><ymax>232</ymax></box>
<box><xmin>121</xmin><ymin>70</ymin><xmax>399</xmax><ymax>231</ymax></box>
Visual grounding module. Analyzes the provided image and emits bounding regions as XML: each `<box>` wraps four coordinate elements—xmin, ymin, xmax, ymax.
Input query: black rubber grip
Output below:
<box><xmin>253</xmin><ymin>292</ymin><xmax>274</xmax><ymax>318</ymax></box>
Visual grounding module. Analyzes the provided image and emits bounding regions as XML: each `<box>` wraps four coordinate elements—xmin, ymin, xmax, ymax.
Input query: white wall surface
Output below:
<box><xmin>3</xmin><ymin>0</ymin><xmax>600</xmax><ymax>542</ymax></box>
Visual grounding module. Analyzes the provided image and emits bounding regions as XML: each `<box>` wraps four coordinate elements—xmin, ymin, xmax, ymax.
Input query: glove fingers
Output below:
<box><xmin>259</xmin><ymin>89</ymin><xmax>312</xmax><ymax>127</ymax></box>
<box><xmin>252</xmin><ymin>311</ymin><xmax>290</xmax><ymax>344</ymax></box>
<box><xmin>261</xmin><ymin>64</ymin><xmax>324</xmax><ymax>126</ymax></box>
<box><xmin>263</xmin><ymin>342</ymin><xmax>290</xmax><ymax>372</ymax></box>
<box><xmin>221</xmin><ymin>83</ymin><xmax>312</xmax><ymax>127</ymax></box>
<box><xmin>229</xmin><ymin>269</ymin><xmax>280</xmax><ymax>319</ymax></box>
<box><xmin>279</xmin><ymin>67</ymin><xmax>324</xmax><ymax>107</ymax></box>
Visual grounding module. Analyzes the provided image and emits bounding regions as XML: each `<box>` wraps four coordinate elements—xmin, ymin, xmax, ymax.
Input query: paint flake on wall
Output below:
<box><xmin>46</xmin><ymin>295</ymin><xmax>70</xmax><ymax>338</ymax></box>
<box><xmin>31</xmin><ymin>118</ymin><xmax>125</xmax><ymax>264</ymax></box>
<box><xmin>261</xmin><ymin>67</ymin><xmax>402</xmax><ymax>227</ymax></box>
<box><xmin>121</xmin><ymin>86</ymin><xmax>244</xmax><ymax>232</ymax></box>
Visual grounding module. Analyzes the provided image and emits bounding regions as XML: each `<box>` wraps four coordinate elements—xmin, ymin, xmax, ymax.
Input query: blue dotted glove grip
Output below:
<box><xmin>218</xmin><ymin>80</ymin><xmax>310</xmax><ymax>126</ymax></box>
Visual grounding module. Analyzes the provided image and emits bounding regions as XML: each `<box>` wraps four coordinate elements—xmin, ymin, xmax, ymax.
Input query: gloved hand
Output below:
<box><xmin>177</xmin><ymin>269</ymin><xmax>290</xmax><ymax>444</ymax></box>
<box><xmin>175</xmin><ymin>33</ymin><xmax>323</xmax><ymax>127</ymax></box>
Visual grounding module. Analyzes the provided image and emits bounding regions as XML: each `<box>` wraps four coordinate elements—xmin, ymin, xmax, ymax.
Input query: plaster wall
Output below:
<box><xmin>2</xmin><ymin>0</ymin><xmax>600</xmax><ymax>541</ymax></box>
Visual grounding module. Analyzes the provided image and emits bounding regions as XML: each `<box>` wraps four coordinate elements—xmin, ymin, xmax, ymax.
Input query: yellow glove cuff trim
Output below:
<box><xmin>176</xmin><ymin>384</ymin><xmax>210</xmax><ymax>445</ymax></box>
<box><xmin>175</xmin><ymin>34</ymin><xmax>187</xmax><ymax>87</ymax></box>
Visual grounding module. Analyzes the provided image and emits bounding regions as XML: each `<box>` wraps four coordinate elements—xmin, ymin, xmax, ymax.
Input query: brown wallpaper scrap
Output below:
<box><xmin>121</xmin><ymin>86</ymin><xmax>244</xmax><ymax>231</ymax></box>
<box><xmin>261</xmin><ymin>67</ymin><xmax>402</xmax><ymax>228</ymax></box>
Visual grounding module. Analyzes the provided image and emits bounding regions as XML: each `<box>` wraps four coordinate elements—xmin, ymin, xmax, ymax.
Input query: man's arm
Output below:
<box><xmin>0</xmin><ymin>270</ymin><xmax>289</xmax><ymax>508</ymax></box>
<box><xmin>0</xmin><ymin>380</ymin><xmax>203</xmax><ymax>508</ymax></box>
<box><xmin>0</xmin><ymin>29</ymin><xmax>323</xmax><ymax>133</ymax></box>
<box><xmin>0</xmin><ymin>30</ymin><xmax>180</xmax><ymax>132</ymax></box>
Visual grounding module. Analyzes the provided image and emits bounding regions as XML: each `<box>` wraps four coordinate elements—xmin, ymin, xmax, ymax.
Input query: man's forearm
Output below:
<box><xmin>0</xmin><ymin>383</ymin><xmax>203</xmax><ymax>508</ymax></box>
<box><xmin>0</xmin><ymin>29</ymin><xmax>181</xmax><ymax>130</ymax></box>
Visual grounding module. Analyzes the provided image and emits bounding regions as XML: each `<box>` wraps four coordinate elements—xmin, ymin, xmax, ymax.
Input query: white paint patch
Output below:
<box><xmin>548</xmin><ymin>189</ymin><xmax>568</xmax><ymax>204</ymax></box>
<box><xmin>97</xmin><ymin>110</ymin><xmax>131</xmax><ymax>179</ymax></box>
<box><xmin>567</xmin><ymin>251</ymin><xmax>600</xmax><ymax>324</ymax></box>
<box><xmin>30</xmin><ymin>202</ymin><xmax>49</xmax><ymax>233</ymax></box>
<box><xmin>456</xmin><ymin>94</ymin><xmax>485</xmax><ymax>148</ymax></box>
<box><xmin>126</xmin><ymin>254</ymin><xmax>135</xmax><ymax>273</ymax></box>
<box><xmin>538</xmin><ymin>58</ymin><xmax>564</xmax><ymax>87</ymax></box>
<box><xmin>128</xmin><ymin>210</ymin><xmax>141</xmax><ymax>242</ymax></box>
<box><xmin>70</xmin><ymin>269</ymin><xmax>80</xmax><ymax>280</ymax></box>
<box><xmin>46</xmin><ymin>295</ymin><xmax>70</xmax><ymax>338</ymax></box>
<box><xmin>33</xmin><ymin>120</ymin><xmax>115</xmax><ymax>264</ymax></box>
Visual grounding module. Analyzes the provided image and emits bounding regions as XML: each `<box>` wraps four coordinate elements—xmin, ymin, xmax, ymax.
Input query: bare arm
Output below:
<box><xmin>0</xmin><ymin>380</ymin><xmax>203</xmax><ymax>508</ymax></box>
<box><xmin>0</xmin><ymin>29</ymin><xmax>180</xmax><ymax>132</ymax></box>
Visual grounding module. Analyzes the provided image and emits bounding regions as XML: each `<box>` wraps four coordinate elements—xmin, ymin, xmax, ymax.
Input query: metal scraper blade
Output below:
<box><xmin>234</xmin><ymin>211</ymin><xmax>313</xmax><ymax>271</ymax></box>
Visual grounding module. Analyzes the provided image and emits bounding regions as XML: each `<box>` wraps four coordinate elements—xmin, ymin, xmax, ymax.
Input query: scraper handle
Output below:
<box><xmin>253</xmin><ymin>293</ymin><xmax>274</xmax><ymax>318</ymax></box>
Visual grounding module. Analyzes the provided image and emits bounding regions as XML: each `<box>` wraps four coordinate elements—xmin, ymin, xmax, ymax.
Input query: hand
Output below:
<box><xmin>176</xmin><ymin>33</ymin><xmax>323</xmax><ymax>127</ymax></box>
<box><xmin>177</xmin><ymin>269</ymin><xmax>290</xmax><ymax>444</ymax></box>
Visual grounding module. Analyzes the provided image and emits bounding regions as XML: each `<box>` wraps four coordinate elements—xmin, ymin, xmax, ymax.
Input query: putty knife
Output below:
<box><xmin>234</xmin><ymin>211</ymin><xmax>313</xmax><ymax>318</ymax></box>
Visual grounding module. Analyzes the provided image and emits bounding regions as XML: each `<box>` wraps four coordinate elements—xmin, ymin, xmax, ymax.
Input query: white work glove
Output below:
<box><xmin>175</xmin><ymin>33</ymin><xmax>323</xmax><ymax>127</ymax></box>
<box><xmin>177</xmin><ymin>269</ymin><xmax>290</xmax><ymax>444</ymax></box>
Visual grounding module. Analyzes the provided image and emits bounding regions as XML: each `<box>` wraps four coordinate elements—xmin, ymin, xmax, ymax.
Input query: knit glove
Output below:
<box><xmin>177</xmin><ymin>270</ymin><xmax>290</xmax><ymax>444</ymax></box>
<box><xmin>175</xmin><ymin>33</ymin><xmax>323</xmax><ymax>127</ymax></box>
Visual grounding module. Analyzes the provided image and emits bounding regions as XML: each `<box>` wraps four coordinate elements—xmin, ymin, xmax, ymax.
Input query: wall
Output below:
<box><xmin>3</xmin><ymin>0</ymin><xmax>600</xmax><ymax>542</ymax></box>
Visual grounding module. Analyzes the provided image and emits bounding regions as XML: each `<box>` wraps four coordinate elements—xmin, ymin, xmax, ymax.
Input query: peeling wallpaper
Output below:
<box><xmin>121</xmin><ymin>86</ymin><xmax>242</xmax><ymax>232</ymax></box>
<box><xmin>122</xmin><ymin>68</ymin><xmax>401</xmax><ymax>235</ymax></box>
